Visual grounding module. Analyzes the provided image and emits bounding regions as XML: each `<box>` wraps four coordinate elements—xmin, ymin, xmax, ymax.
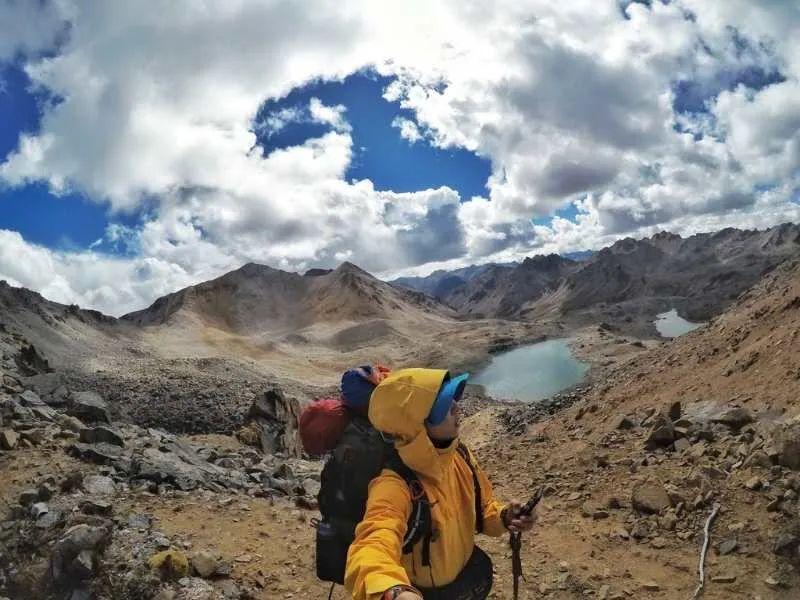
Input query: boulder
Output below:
<box><xmin>191</xmin><ymin>551</ymin><xmax>219</xmax><ymax>578</ymax></box>
<box><xmin>0</xmin><ymin>429</ymin><xmax>19</xmax><ymax>450</ymax></box>
<box><xmin>776</xmin><ymin>425</ymin><xmax>800</xmax><ymax>470</ymax></box>
<box><xmin>246</xmin><ymin>388</ymin><xmax>301</xmax><ymax>457</ymax></box>
<box><xmin>56</xmin><ymin>413</ymin><xmax>85</xmax><ymax>433</ymax></box>
<box><xmin>645</xmin><ymin>414</ymin><xmax>676</xmax><ymax>449</ymax></box>
<box><xmin>68</xmin><ymin>391</ymin><xmax>110</xmax><ymax>424</ymax></box>
<box><xmin>632</xmin><ymin>481</ymin><xmax>672</xmax><ymax>514</ymax></box>
<box><xmin>712</xmin><ymin>407</ymin><xmax>754</xmax><ymax>430</ymax></box>
<box><xmin>18</xmin><ymin>390</ymin><xmax>45</xmax><ymax>407</ymax></box>
<box><xmin>79</xmin><ymin>426</ymin><xmax>124</xmax><ymax>447</ymax></box>
<box><xmin>49</xmin><ymin>523</ymin><xmax>112</xmax><ymax>584</ymax></box>
<box><xmin>82</xmin><ymin>475</ymin><xmax>117</xmax><ymax>496</ymax></box>
<box><xmin>69</xmin><ymin>442</ymin><xmax>123</xmax><ymax>464</ymax></box>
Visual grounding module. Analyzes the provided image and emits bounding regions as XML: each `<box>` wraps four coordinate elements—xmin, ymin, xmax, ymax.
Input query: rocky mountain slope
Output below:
<box><xmin>2</xmin><ymin>250</ymin><xmax>798</xmax><ymax>599</ymax></box>
<box><xmin>475</xmin><ymin>257</ymin><xmax>800</xmax><ymax>598</ymax></box>
<box><xmin>123</xmin><ymin>261</ymin><xmax>452</xmax><ymax>331</ymax></box>
<box><xmin>391</xmin><ymin>262</ymin><xmax>519</xmax><ymax>300</ymax></box>
<box><xmin>562</xmin><ymin>223</ymin><xmax>800</xmax><ymax>321</ymax></box>
<box><xmin>445</xmin><ymin>254</ymin><xmax>581</xmax><ymax>318</ymax></box>
<box><xmin>394</xmin><ymin>224</ymin><xmax>800</xmax><ymax>331</ymax></box>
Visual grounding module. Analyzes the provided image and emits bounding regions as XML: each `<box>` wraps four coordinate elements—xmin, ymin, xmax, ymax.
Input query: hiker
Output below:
<box><xmin>344</xmin><ymin>368</ymin><xmax>535</xmax><ymax>600</ymax></box>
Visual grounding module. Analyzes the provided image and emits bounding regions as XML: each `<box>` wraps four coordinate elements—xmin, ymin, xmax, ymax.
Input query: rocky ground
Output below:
<box><xmin>1</xmin><ymin>259</ymin><xmax>799</xmax><ymax>599</ymax></box>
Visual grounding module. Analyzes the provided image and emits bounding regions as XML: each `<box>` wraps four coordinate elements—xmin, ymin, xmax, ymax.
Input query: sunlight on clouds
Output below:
<box><xmin>0</xmin><ymin>0</ymin><xmax>798</xmax><ymax>313</ymax></box>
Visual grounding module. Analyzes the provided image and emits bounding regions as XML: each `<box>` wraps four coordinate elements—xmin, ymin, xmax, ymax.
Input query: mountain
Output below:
<box><xmin>122</xmin><ymin>261</ymin><xmax>453</xmax><ymax>333</ymax></box>
<box><xmin>476</xmin><ymin>260</ymin><xmax>800</xmax><ymax>598</ymax></box>
<box><xmin>443</xmin><ymin>254</ymin><xmax>581</xmax><ymax>318</ymax></box>
<box><xmin>562</xmin><ymin>223</ymin><xmax>800</xmax><ymax>320</ymax></box>
<box><xmin>390</xmin><ymin>262</ymin><xmax>519</xmax><ymax>300</ymax></box>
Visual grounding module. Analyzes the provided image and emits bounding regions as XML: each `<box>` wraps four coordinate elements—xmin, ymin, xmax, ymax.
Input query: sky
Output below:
<box><xmin>0</xmin><ymin>0</ymin><xmax>798</xmax><ymax>316</ymax></box>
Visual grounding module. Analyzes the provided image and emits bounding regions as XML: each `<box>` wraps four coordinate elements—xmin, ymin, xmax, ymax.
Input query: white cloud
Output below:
<box><xmin>391</xmin><ymin>116</ymin><xmax>422</xmax><ymax>143</ymax></box>
<box><xmin>0</xmin><ymin>0</ymin><xmax>798</xmax><ymax>313</ymax></box>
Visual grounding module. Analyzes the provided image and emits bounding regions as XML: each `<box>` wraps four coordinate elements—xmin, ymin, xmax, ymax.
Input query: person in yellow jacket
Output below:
<box><xmin>344</xmin><ymin>368</ymin><xmax>535</xmax><ymax>600</ymax></box>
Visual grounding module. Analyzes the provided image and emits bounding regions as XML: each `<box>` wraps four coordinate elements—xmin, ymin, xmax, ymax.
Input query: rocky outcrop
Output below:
<box><xmin>244</xmin><ymin>387</ymin><xmax>302</xmax><ymax>457</ymax></box>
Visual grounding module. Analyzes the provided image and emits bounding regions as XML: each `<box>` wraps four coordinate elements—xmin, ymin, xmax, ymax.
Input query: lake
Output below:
<box><xmin>472</xmin><ymin>338</ymin><xmax>589</xmax><ymax>402</ymax></box>
<box><xmin>654</xmin><ymin>309</ymin><xmax>704</xmax><ymax>338</ymax></box>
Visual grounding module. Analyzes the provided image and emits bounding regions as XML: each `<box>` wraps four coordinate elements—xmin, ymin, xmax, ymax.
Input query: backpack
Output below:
<box><xmin>313</xmin><ymin>415</ymin><xmax>483</xmax><ymax>585</ymax></box>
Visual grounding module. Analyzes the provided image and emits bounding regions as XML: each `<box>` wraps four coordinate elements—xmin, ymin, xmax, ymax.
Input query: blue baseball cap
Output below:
<box><xmin>427</xmin><ymin>373</ymin><xmax>469</xmax><ymax>425</ymax></box>
<box><xmin>341</xmin><ymin>366</ymin><xmax>377</xmax><ymax>411</ymax></box>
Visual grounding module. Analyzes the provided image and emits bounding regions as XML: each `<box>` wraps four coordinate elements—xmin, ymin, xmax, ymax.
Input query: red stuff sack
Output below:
<box><xmin>299</xmin><ymin>398</ymin><xmax>352</xmax><ymax>457</ymax></box>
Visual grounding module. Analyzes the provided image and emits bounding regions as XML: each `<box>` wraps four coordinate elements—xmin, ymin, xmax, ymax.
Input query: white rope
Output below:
<box><xmin>692</xmin><ymin>503</ymin><xmax>720</xmax><ymax>600</ymax></box>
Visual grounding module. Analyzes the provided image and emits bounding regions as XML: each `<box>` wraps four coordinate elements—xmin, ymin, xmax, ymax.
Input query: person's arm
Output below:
<box><xmin>344</xmin><ymin>470</ymin><xmax>423</xmax><ymax>600</ymax></box>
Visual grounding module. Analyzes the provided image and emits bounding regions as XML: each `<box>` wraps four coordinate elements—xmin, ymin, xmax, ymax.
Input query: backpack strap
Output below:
<box><xmin>385</xmin><ymin>453</ymin><xmax>433</xmax><ymax>565</ymax></box>
<box><xmin>457</xmin><ymin>443</ymin><xmax>484</xmax><ymax>534</ymax></box>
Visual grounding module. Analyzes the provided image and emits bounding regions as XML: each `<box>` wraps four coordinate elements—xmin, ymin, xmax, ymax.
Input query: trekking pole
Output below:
<box><xmin>510</xmin><ymin>488</ymin><xmax>543</xmax><ymax>600</ymax></box>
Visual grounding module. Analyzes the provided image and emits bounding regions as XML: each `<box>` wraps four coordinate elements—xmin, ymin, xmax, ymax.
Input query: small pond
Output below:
<box><xmin>472</xmin><ymin>338</ymin><xmax>588</xmax><ymax>402</ymax></box>
<box><xmin>654</xmin><ymin>309</ymin><xmax>704</xmax><ymax>338</ymax></box>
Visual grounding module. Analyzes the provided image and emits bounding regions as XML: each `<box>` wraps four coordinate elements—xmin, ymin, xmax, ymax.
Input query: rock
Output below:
<box><xmin>772</xmin><ymin>527</ymin><xmax>800</xmax><ymax>557</ymax></box>
<box><xmin>673</xmin><ymin>438</ymin><xmax>691</xmax><ymax>453</ymax></box>
<box><xmin>69</xmin><ymin>441</ymin><xmax>124</xmax><ymax>464</ymax></box>
<box><xmin>79</xmin><ymin>499</ymin><xmax>113</xmax><ymax>516</ymax></box>
<box><xmin>650</xmin><ymin>537</ymin><xmax>667</xmax><ymax>549</ymax></box>
<box><xmin>711</xmin><ymin>574</ymin><xmax>736</xmax><ymax>583</ymax></box>
<box><xmin>82</xmin><ymin>475</ymin><xmax>117</xmax><ymax>496</ymax></box>
<box><xmin>776</xmin><ymin>425</ymin><xmax>800</xmax><ymax>470</ymax></box>
<box><xmin>19</xmin><ymin>489</ymin><xmax>39</xmax><ymax>506</ymax></box>
<box><xmin>744</xmin><ymin>476</ymin><xmax>762</xmax><ymax>491</ymax></box>
<box><xmin>68</xmin><ymin>391</ymin><xmax>110</xmax><ymax>424</ymax></box>
<box><xmin>641</xmin><ymin>580</ymin><xmax>660</xmax><ymax>591</ymax></box>
<box><xmin>191</xmin><ymin>551</ymin><xmax>218</xmax><ymax>578</ymax></box>
<box><xmin>246</xmin><ymin>388</ymin><xmax>302</xmax><ymax>456</ymax></box>
<box><xmin>667</xmin><ymin>401</ymin><xmax>681</xmax><ymax>421</ymax></box>
<box><xmin>30</xmin><ymin>502</ymin><xmax>49</xmax><ymax>518</ymax></box>
<box><xmin>0</xmin><ymin>429</ymin><xmax>19</xmax><ymax>450</ymax></box>
<box><xmin>49</xmin><ymin>523</ymin><xmax>112</xmax><ymax>583</ymax></box>
<box><xmin>645</xmin><ymin>415</ymin><xmax>676</xmax><ymax>449</ymax></box>
<box><xmin>37</xmin><ymin>481</ymin><xmax>57</xmax><ymax>501</ymax></box>
<box><xmin>127</xmin><ymin>513</ymin><xmax>153</xmax><ymax>530</ymax></box>
<box><xmin>18</xmin><ymin>390</ymin><xmax>45</xmax><ymax>407</ymax></box>
<box><xmin>616</xmin><ymin>416</ymin><xmax>635</xmax><ymax>430</ymax></box>
<box><xmin>55</xmin><ymin>413</ymin><xmax>84</xmax><ymax>433</ymax></box>
<box><xmin>70</xmin><ymin>549</ymin><xmax>95</xmax><ymax>579</ymax></box>
<box><xmin>148</xmin><ymin>550</ymin><xmax>190</xmax><ymax>580</ymax></box>
<box><xmin>79</xmin><ymin>426</ymin><xmax>124</xmax><ymax>447</ymax></box>
<box><xmin>632</xmin><ymin>482</ymin><xmax>672</xmax><ymax>514</ymax></box>
<box><xmin>712</xmin><ymin>407</ymin><xmax>754</xmax><ymax>430</ymax></box>
<box><xmin>301</xmin><ymin>478</ymin><xmax>321</xmax><ymax>497</ymax></box>
<box><xmin>718</xmin><ymin>538</ymin><xmax>738</xmax><ymax>555</ymax></box>
<box><xmin>36</xmin><ymin>508</ymin><xmax>63</xmax><ymax>529</ymax></box>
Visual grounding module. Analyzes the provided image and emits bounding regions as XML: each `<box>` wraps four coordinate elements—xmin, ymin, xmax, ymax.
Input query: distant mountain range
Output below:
<box><xmin>391</xmin><ymin>224</ymin><xmax>800</xmax><ymax>321</ymax></box>
<box><xmin>1</xmin><ymin>224</ymin><xmax>798</xmax><ymax>372</ymax></box>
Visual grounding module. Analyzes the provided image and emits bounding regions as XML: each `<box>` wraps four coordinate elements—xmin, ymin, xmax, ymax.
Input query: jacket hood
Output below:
<box><xmin>368</xmin><ymin>368</ymin><xmax>455</xmax><ymax>481</ymax></box>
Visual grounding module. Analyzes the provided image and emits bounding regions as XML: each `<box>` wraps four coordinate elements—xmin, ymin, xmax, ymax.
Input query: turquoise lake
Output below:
<box><xmin>654</xmin><ymin>309</ymin><xmax>704</xmax><ymax>338</ymax></box>
<box><xmin>472</xmin><ymin>338</ymin><xmax>589</xmax><ymax>402</ymax></box>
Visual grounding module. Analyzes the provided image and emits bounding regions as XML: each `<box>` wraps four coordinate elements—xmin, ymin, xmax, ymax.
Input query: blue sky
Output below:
<box><xmin>0</xmin><ymin>1</ymin><xmax>798</xmax><ymax>315</ymax></box>
<box><xmin>1</xmin><ymin>68</ymin><xmax>492</xmax><ymax>254</ymax></box>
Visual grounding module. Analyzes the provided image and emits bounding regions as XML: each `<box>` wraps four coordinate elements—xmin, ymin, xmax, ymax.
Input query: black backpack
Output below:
<box><xmin>314</xmin><ymin>415</ymin><xmax>483</xmax><ymax>585</ymax></box>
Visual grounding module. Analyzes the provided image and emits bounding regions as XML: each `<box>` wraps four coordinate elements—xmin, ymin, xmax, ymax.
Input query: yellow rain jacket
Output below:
<box><xmin>344</xmin><ymin>368</ymin><xmax>507</xmax><ymax>599</ymax></box>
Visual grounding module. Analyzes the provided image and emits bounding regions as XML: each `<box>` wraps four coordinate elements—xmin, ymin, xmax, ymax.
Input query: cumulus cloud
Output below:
<box><xmin>0</xmin><ymin>0</ymin><xmax>798</xmax><ymax>312</ymax></box>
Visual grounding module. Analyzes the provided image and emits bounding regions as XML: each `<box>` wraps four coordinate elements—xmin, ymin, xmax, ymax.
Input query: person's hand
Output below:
<box><xmin>504</xmin><ymin>500</ymin><xmax>537</xmax><ymax>533</ymax></box>
<box><xmin>396</xmin><ymin>592</ymin><xmax>423</xmax><ymax>600</ymax></box>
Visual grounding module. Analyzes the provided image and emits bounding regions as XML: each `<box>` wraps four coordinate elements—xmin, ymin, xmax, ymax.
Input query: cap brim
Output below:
<box><xmin>441</xmin><ymin>373</ymin><xmax>469</xmax><ymax>404</ymax></box>
<box><xmin>428</xmin><ymin>373</ymin><xmax>470</xmax><ymax>425</ymax></box>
